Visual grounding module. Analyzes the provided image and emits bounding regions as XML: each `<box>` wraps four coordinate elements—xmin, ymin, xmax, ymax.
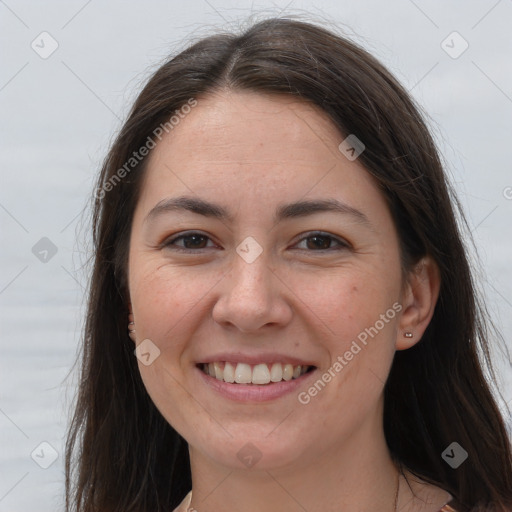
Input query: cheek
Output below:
<box><xmin>291</xmin><ymin>265</ymin><xmax>401</xmax><ymax>398</ymax></box>
<box><xmin>129</xmin><ymin>263</ymin><xmax>218</xmax><ymax>431</ymax></box>
<box><xmin>128</xmin><ymin>262</ymin><xmax>220</xmax><ymax>350</ymax></box>
<box><xmin>294</xmin><ymin>267</ymin><xmax>401</xmax><ymax>338</ymax></box>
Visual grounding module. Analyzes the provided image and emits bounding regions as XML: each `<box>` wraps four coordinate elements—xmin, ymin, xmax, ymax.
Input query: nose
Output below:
<box><xmin>211</xmin><ymin>249</ymin><xmax>293</xmax><ymax>333</ymax></box>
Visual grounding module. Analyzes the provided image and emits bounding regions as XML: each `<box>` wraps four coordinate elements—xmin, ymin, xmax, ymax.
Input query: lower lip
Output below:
<box><xmin>196</xmin><ymin>366</ymin><xmax>316</xmax><ymax>402</ymax></box>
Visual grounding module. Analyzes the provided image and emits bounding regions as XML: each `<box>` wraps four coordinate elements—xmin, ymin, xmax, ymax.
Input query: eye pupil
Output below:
<box><xmin>307</xmin><ymin>235</ymin><xmax>331</xmax><ymax>250</ymax></box>
<box><xmin>184</xmin><ymin>235</ymin><xmax>207</xmax><ymax>248</ymax></box>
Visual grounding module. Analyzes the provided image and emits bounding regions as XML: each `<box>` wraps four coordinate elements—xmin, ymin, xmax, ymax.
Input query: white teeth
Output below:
<box><xmin>235</xmin><ymin>363</ymin><xmax>252</xmax><ymax>384</ymax></box>
<box><xmin>213</xmin><ymin>362</ymin><xmax>223</xmax><ymax>380</ymax></box>
<box><xmin>223</xmin><ymin>362</ymin><xmax>235</xmax><ymax>383</ymax></box>
<box><xmin>201</xmin><ymin>361</ymin><xmax>311</xmax><ymax>385</ymax></box>
<box><xmin>252</xmin><ymin>364</ymin><xmax>271</xmax><ymax>385</ymax></box>
<box><xmin>282</xmin><ymin>364</ymin><xmax>294</xmax><ymax>381</ymax></box>
<box><xmin>270</xmin><ymin>363</ymin><xmax>283</xmax><ymax>382</ymax></box>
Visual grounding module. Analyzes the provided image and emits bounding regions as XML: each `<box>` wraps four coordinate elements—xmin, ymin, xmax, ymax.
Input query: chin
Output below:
<box><xmin>191</xmin><ymin>432</ymin><xmax>309</xmax><ymax>471</ymax></box>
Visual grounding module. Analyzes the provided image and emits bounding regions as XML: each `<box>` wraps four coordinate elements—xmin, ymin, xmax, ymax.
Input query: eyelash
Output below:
<box><xmin>161</xmin><ymin>231</ymin><xmax>350</xmax><ymax>253</ymax></box>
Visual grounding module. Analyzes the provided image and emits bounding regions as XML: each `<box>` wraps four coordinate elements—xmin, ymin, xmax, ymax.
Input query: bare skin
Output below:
<box><xmin>128</xmin><ymin>90</ymin><xmax>450</xmax><ymax>512</ymax></box>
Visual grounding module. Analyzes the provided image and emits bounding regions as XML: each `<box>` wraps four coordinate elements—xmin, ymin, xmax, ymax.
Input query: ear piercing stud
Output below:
<box><xmin>404</xmin><ymin>331</ymin><xmax>413</xmax><ymax>338</ymax></box>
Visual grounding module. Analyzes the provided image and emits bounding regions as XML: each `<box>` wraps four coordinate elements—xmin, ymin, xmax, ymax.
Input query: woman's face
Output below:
<box><xmin>128</xmin><ymin>91</ymin><xmax>405</xmax><ymax>470</ymax></box>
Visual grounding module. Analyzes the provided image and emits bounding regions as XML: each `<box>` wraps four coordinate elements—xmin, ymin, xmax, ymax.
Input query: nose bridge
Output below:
<box><xmin>230</xmin><ymin>241</ymin><xmax>273</xmax><ymax>301</ymax></box>
<box><xmin>212</xmin><ymin>238</ymin><xmax>291</xmax><ymax>331</ymax></box>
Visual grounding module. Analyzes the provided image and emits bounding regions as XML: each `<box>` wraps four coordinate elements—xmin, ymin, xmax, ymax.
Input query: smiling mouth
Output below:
<box><xmin>198</xmin><ymin>362</ymin><xmax>315</xmax><ymax>385</ymax></box>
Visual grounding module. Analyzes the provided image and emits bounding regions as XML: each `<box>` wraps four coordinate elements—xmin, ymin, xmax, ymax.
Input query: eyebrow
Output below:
<box><xmin>145</xmin><ymin>195</ymin><xmax>373</xmax><ymax>228</ymax></box>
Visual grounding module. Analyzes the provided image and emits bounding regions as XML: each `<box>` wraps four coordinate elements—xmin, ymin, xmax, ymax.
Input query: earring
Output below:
<box><xmin>128</xmin><ymin>313</ymin><xmax>136</xmax><ymax>341</ymax></box>
<box><xmin>404</xmin><ymin>331</ymin><xmax>413</xmax><ymax>339</ymax></box>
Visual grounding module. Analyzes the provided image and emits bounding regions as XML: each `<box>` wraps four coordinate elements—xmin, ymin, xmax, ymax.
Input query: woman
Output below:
<box><xmin>65</xmin><ymin>17</ymin><xmax>512</xmax><ymax>512</ymax></box>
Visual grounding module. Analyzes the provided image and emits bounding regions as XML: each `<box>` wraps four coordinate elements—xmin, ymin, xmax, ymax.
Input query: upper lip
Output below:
<box><xmin>196</xmin><ymin>352</ymin><xmax>316</xmax><ymax>367</ymax></box>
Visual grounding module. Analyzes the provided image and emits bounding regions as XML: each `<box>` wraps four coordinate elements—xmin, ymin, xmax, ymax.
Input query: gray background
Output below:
<box><xmin>1</xmin><ymin>1</ymin><xmax>511</xmax><ymax>510</ymax></box>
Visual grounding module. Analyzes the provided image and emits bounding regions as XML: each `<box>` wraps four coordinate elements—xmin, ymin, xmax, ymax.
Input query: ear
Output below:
<box><xmin>396</xmin><ymin>256</ymin><xmax>441</xmax><ymax>350</ymax></box>
<box><xmin>127</xmin><ymin>302</ymin><xmax>136</xmax><ymax>343</ymax></box>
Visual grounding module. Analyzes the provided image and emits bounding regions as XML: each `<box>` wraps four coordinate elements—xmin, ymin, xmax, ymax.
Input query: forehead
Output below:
<box><xmin>172</xmin><ymin>90</ymin><xmax>340</xmax><ymax>151</ymax></box>
<box><xmin>136</xmin><ymin>90</ymin><xmax>389</xmax><ymax>229</ymax></box>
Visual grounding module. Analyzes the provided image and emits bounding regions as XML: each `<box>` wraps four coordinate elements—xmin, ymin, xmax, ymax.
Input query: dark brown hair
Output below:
<box><xmin>66</xmin><ymin>17</ymin><xmax>512</xmax><ymax>512</ymax></box>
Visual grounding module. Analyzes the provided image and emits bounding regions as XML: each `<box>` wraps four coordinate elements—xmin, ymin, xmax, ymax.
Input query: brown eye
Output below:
<box><xmin>180</xmin><ymin>234</ymin><xmax>209</xmax><ymax>249</ymax></box>
<box><xmin>295</xmin><ymin>232</ymin><xmax>349</xmax><ymax>251</ymax></box>
<box><xmin>162</xmin><ymin>231</ymin><xmax>349</xmax><ymax>253</ymax></box>
<box><xmin>306</xmin><ymin>235</ymin><xmax>332</xmax><ymax>250</ymax></box>
<box><xmin>163</xmin><ymin>232</ymin><xmax>215</xmax><ymax>251</ymax></box>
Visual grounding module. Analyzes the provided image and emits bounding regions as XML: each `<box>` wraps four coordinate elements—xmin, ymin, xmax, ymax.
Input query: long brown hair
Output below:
<box><xmin>66</xmin><ymin>17</ymin><xmax>512</xmax><ymax>512</ymax></box>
